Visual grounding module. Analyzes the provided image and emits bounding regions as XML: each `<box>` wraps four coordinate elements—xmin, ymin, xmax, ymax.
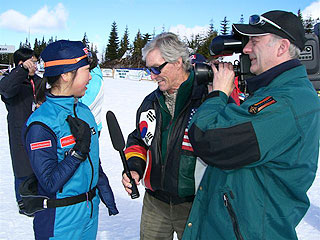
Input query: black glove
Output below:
<box><xmin>66</xmin><ymin>115</ymin><xmax>91</xmax><ymax>155</ymax></box>
<box><xmin>19</xmin><ymin>174</ymin><xmax>46</xmax><ymax>216</ymax></box>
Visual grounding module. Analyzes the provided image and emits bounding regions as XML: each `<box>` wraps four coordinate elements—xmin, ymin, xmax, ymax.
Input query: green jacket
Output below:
<box><xmin>183</xmin><ymin>62</ymin><xmax>320</xmax><ymax>239</ymax></box>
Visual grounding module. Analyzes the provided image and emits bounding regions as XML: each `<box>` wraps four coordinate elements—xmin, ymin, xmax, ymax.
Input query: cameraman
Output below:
<box><xmin>183</xmin><ymin>10</ymin><xmax>320</xmax><ymax>240</ymax></box>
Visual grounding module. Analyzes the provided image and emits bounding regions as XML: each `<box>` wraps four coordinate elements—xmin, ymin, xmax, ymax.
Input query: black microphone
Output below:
<box><xmin>106</xmin><ymin>111</ymin><xmax>140</xmax><ymax>199</ymax></box>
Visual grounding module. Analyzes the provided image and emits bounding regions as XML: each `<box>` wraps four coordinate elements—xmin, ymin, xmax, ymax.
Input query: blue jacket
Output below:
<box><xmin>24</xmin><ymin>94</ymin><xmax>118</xmax><ymax>239</ymax></box>
<box><xmin>79</xmin><ymin>65</ymin><xmax>104</xmax><ymax>131</ymax></box>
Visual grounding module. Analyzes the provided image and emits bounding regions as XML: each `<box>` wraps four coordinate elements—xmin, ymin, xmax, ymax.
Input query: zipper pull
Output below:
<box><xmin>223</xmin><ymin>193</ymin><xmax>228</xmax><ymax>207</ymax></box>
<box><xmin>73</xmin><ymin>98</ymin><xmax>78</xmax><ymax>118</ymax></box>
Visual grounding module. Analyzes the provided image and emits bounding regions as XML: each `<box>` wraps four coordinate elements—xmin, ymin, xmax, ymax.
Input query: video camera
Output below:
<box><xmin>194</xmin><ymin>23</ymin><xmax>320</xmax><ymax>92</ymax></box>
<box><xmin>194</xmin><ymin>34</ymin><xmax>252</xmax><ymax>93</ymax></box>
<box><xmin>299</xmin><ymin>24</ymin><xmax>320</xmax><ymax>90</ymax></box>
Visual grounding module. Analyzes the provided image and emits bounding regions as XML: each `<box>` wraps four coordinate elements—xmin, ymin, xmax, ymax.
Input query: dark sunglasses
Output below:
<box><xmin>147</xmin><ymin>62</ymin><xmax>168</xmax><ymax>75</ymax></box>
<box><xmin>249</xmin><ymin>14</ymin><xmax>296</xmax><ymax>42</ymax></box>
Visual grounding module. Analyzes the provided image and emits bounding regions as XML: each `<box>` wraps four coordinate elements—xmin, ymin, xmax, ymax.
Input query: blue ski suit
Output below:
<box><xmin>24</xmin><ymin>94</ymin><xmax>118</xmax><ymax>239</ymax></box>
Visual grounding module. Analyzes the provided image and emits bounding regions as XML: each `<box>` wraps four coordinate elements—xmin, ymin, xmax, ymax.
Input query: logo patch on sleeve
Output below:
<box><xmin>60</xmin><ymin>135</ymin><xmax>76</xmax><ymax>148</ymax></box>
<box><xmin>248</xmin><ymin>96</ymin><xmax>277</xmax><ymax>114</ymax></box>
<box><xmin>30</xmin><ymin>140</ymin><xmax>52</xmax><ymax>150</ymax></box>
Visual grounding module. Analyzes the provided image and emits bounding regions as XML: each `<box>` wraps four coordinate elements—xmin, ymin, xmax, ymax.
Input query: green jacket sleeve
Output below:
<box><xmin>188</xmin><ymin>91</ymin><xmax>300</xmax><ymax>169</ymax></box>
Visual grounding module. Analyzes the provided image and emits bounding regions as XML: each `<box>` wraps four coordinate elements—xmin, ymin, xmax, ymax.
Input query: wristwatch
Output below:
<box><xmin>68</xmin><ymin>149</ymin><xmax>86</xmax><ymax>161</ymax></box>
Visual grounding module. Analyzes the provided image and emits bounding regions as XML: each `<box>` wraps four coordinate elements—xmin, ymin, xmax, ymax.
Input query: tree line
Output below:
<box><xmin>0</xmin><ymin>10</ymin><xmax>318</xmax><ymax>68</ymax></box>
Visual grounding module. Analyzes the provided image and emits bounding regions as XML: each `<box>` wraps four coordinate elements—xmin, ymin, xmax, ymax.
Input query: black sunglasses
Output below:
<box><xmin>249</xmin><ymin>14</ymin><xmax>296</xmax><ymax>42</ymax></box>
<box><xmin>147</xmin><ymin>62</ymin><xmax>168</xmax><ymax>75</ymax></box>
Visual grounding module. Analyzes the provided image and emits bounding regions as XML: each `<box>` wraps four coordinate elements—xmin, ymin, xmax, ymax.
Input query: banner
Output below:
<box><xmin>101</xmin><ymin>68</ymin><xmax>152</xmax><ymax>81</ymax></box>
<box><xmin>0</xmin><ymin>45</ymin><xmax>15</xmax><ymax>53</ymax></box>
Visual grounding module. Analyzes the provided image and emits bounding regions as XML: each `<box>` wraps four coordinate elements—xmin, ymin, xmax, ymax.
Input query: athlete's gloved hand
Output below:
<box><xmin>66</xmin><ymin>115</ymin><xmax>91</xmax><ymax>155</ymax></box>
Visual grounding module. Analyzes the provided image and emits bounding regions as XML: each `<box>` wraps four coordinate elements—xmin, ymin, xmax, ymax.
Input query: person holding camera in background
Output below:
<box><xmin>121</xmin><ymin>32</ymin><xmax>207</xmax><ymax>240</ymax></box>
<box><xmin>0</xmin><ymin>48</ymin><xmax>42</xmax><ymax>216</ymax></box>
<box><xmin>182</xmin><ymin>10</ymin><xmax>320</xmax><ymax>240</ymax></box>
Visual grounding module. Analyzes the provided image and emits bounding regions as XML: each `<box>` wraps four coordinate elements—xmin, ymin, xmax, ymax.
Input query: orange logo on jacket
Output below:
<box><xmin>60</xmin><ymin>135</ymin><xmax>76</xmax><ymax>148</ymax></box>
<box><xmin>248</xmin><ymin>96</ymin><xmax>277</xmax><ymax>114</ymax></box>
<box><xmin>30</xmin><ymin>140</ymin><xmax>52</xmax><ymax>150</ymax></box>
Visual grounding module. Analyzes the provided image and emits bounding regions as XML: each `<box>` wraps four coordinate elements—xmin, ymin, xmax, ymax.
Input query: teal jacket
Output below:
<box><xmin>79</xmin><ymin>65</ymin><xmax>104</xmax><ymax>131</ymax></box>
<box><xmin>183</xmin><ymin>61</ymin><xmax>320</xmax><ymax>240</ymax></box>
<box><xmin>25</xmin><ymin>94</ymin><xmax>118</xmax><ymax>239</ymax></box>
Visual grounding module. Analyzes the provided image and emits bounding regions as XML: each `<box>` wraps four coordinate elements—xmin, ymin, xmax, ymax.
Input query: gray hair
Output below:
<box><xmin>269</xmin><ymin>34</ymin><xmax>301</xmax><ymax>59</ymax></box>
<box><xmin>142</xmin><ymin>32</ymin><xmax>191</xmax><ymax>71</ymax></box>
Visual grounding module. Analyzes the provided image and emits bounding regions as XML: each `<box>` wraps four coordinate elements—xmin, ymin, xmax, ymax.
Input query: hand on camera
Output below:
<box><xmin>66</xmin><ymin>115</ymin><xmax>91</xmax><ymax>155</ymax></box>
<box><xmin>211</xmin><ymin>61</ymin><xmax>235</xmax><ymax>96</ymax></box>
<box><xmin>22</xmin><ymin>58</ymin><xmax>37</xmax><ymax>76</ymax></box>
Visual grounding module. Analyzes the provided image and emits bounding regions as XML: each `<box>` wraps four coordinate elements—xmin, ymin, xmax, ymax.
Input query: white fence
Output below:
<box><xmin>101</xmin><ymin>68</ymin><xmax>152</xmax><ymax>81</ymax></box>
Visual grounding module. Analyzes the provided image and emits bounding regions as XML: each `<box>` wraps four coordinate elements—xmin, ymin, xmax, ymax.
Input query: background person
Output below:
<box><xmin>23</xmin><ymin>40</ymin><xmax>118</xmax><ymax>239</ymax></box>
<box><xmin>121</xmin><ymin>32</ymin><xmax>207</xmax><ymax>240</ymax></box>
<box><xmin>79</xmin><ymin>51</ymin><xmax>104</xmax><ymax>136</ymax></box>
<box><xmin>0</xmin><ymin>47</ymin><xmax>42</xmax><ymax>215</ymax></box>
<box><xmin>183</xmin><ymin>10</ymin><xmax>320</xmax><ymax>240</ymax></box>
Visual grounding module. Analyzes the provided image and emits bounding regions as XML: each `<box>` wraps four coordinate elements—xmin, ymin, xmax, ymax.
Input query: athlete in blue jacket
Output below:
<box><xmin>23</xmin><ymin>40</ymin><xmax>118</xmax><ymax>239</ymax></box>
<box><xmin>79</xmin><ymin>51</ymin><xmax>104</xmax><ymax>134</ymax></box>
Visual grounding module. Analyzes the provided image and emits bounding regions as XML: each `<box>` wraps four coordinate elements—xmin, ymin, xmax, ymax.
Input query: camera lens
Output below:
<box><xmin>194</xmin><ymin>63</ymin><xmax>213</xmax><ymax>85</ymax></box>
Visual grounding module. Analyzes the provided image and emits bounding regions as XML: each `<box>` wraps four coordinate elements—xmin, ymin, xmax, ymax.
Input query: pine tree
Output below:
<box><xmin>197</xmin><ymin>29</ymin><xmax>218</xmax><ymax>59</ymax></box>
<box><xmin>82</xmin><ymin>32</ymin><xmax>89</xmax><ymax>49</ymax></box>
<box><xmin>33</xmin><ymin>38</ymin><xmax>41</xmax><ymax>57</ymax></box>
<box><xmin>208</xmin><ymin>19</ymin><xmax>215</xmax><ymax>36</ymax></box>
<box><xmin>40</xmin><ymin>36</ymin><xmax>47</xmax><ymax>54</ymax></box>
<box><xmin>23</xmin><ymin>38</ymin><xmax>31</xmax><ymax>48</ymax></box>
<box><xmin>187</xmin><ymin>34</ymin><xmax>202</xmax><ymax>51</ymax></box>
<box><xmin>142</xmin><ymin>33</ymin><xmax>152</xmax><ymax>47</ymax></box>
<box><xmin>239</xmin><ymin>14</ymin><xmax>244</xmax><ymax>24</ymax></box>
<box><xmin>220</xmin><ymin>16</ymin><xmax>230</xmax><ymax>35</ymax></box>
<box><xmin>297</xmin><ymin>9</ymin><xmax>304</xmax><ymax>24</ymax></box>
<box><xmin>48</xmin><ymin>37</ymin><xmax>54</xmax><ymax>45</ymax></box>
<box><xmin>105</xmin><ymin>21</ymin><xmax>119</xmax><ymax>61</ymax></box>
<box><xmin>131</xmin><ymin>29</ymin><xmax>144</xmax><ymax>67</ymax></box>
<box><xmin>118</xmin><ymin>25</ymin><xmax>130</xmax><ymax>58</ymax></box>
<box><xmin>304</xmin><ymin>16</ymin><xmax>315</xmax><ymax>34</ymax></box>
<box><xmin>133</xmin><ymin>30</ymin><xmax>143</xmax><ymax>55</ymax></box>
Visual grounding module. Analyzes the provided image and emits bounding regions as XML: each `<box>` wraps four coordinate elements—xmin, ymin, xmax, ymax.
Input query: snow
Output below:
<box><xmin>0</xmin><ymin>77</ymin><xmax>319</xmax><ymax>239</ymax></box>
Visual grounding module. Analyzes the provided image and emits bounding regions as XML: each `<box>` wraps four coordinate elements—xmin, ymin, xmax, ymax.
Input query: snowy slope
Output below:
<box><xmin>0</xmin><ymin>78</ymin><xmax>319</xmax><ymax>239</ymax></box>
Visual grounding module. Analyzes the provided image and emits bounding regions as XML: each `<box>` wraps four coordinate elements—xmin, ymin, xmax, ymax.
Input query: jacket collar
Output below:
<box><xmin>155</xmin><ymin>70</ymin><xmax>207</xmax><ymax>100</ymax></box>
<box><xmin>45</xmin><ymin>93</ymin><xmax>77</xmax><ymax>113</ymax></box>
<box><xmin>246</xmin><ymin>59</ymin><xmax>301</xmax><ymax>94</ymax></box>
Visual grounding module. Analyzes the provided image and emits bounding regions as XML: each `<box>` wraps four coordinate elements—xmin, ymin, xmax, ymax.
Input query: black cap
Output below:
<box><xmin>190</xmin><ymin>53</ymin><xmax>207</xmax><ymax>64</ymax></box>
<box><xmin>233</xmin><ymin>10</ymin><xmax>306</xmax><ymax>50</ymax></box>
<box><xmin>41</xmin><ymin>40</ymin><xmax>90</xmax><ymax>77</ymax></box>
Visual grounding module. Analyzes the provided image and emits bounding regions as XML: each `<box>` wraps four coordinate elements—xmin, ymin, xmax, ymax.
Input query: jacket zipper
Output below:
<box><xmin>158</xmin><ymin>101</ymin><xmax>170</xmax><ymax>189</ymax></box>
<box><xmin>223</xmin><ymin>192</ymin><xmax>244</xmax><ymax>240</ymax></box>
<box><xmin>159</xmin><ymin>97</ymin><xmax>192</xmax><ymax>190</ymax></box>
<box><xmin>73</xmin><ymin>101</ymin><xmax>94</xmax><ymax>218</ymax></box>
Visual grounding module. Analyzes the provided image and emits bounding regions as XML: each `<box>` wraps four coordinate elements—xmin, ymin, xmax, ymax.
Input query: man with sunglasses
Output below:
<box><xmin>182</xmin><ymin>10</ymin><xmax>320</xmax><ymax>240</ymax></box>
<box><xmin>121</xmin><ymin>32</ymin><xmax>207</xmax><ymax>239</ymax></box>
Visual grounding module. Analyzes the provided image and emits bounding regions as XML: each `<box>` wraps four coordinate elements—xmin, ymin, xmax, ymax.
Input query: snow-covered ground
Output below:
<box><xmin>0</xmin><ymin>77</ymin><xmax>319</xmax><ymax>239</ymax></box>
